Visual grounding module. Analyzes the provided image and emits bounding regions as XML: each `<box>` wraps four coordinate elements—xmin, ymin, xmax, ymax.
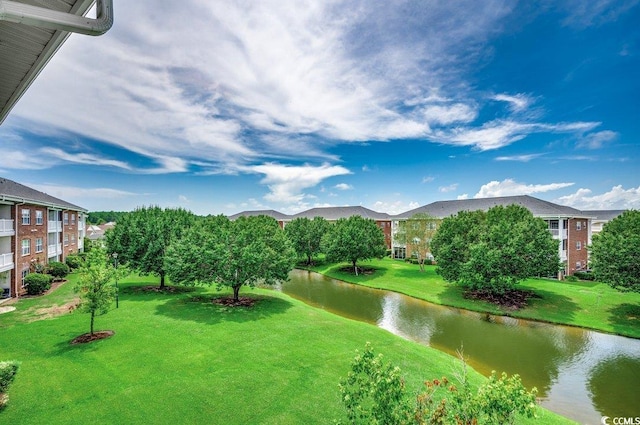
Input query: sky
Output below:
<box><xmin>1</xmin><ymin>0</ymin><xmax>639</xmax><ymax>216</ymax></box>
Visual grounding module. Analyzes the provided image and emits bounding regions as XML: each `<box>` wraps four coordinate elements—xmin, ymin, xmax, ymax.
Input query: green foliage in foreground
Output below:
<box><xmin>339</xmin><ymin>343</ymin><xmax>537</xmax><ymax>425</ymax></box>
<box><xmin>23</xmin><ymin>273</ymin><xmax>52</xmax><ymax>295</ymax></box>
<box><xmin>590</xmin><ymin>210</ymin><xmax>640</xmax><ymax>293</ymax></box>
<box><xmin>0</xmin><ymin>360</ymin><xmax>20</xmax><ymax>409</ymax></box>
<box><xmin>0</xmin><ymin>275</ymin><xmax>570</xmax><ymax>425</ymax></box>
<box><xmin>309</xmin><ymin>258</ymin><xmax>640</xmax><ymax>339</ymax></box>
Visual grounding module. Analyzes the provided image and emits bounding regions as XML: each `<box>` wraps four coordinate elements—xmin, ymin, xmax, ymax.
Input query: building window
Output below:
<box><xmin>64</xmin><ymin>234</ymin><xmax>69</xmax><ymax>246</ymax></box>
<box><xmin>21</xmin><ymin>239</ymin><xmax>30</xmax><ymax>256</ymax></box>
<box><xmin>576</xmin><ymin>261</ymin><xmax>582</xmax><ymax>269</ymax></box>
<box><xmin>21</xmin><ymin>209</ymin><xmax>30</xmax><ymax>225</ymax></box>
<box><xmin>549</xmin><ymin>220</ymin><xmax>559</xmax><ymax>230</ymax></box>
<box><xmin>36</xmin><ymin>210</ymin><xmax>44</xmax><ymax>225</ymax></box>
<box><xmin>21</xmin><ymin>269</ymin><xmax>29</xmax><ymax>288</ymax></box>
<box><xmin>576</xmin><ymin>221</ymin><xmax>582</xmax><ymax>231</ymax></box>
<box><xmin>71</xmin><ymin>234</ymin><xmax>76</xmax><ymax>243</ymax></box>
<box><xmin>63</xmin><ymin>212</ymin><xmax>69</xmax><ymax>225</ymax></box>
<box><xmin>36</xmin><ymin>238</ymin><xmax>43</xmax><ymax>253</ymax></box>
<box><xmin>576</xmin><ymin>241</ymin><xmax>582</xmax><ymax>250</ymax></box>
<box><xmin>71</xmin><ymin>213</ymin><xmax>76</xmax><ymax>224</ymax></box>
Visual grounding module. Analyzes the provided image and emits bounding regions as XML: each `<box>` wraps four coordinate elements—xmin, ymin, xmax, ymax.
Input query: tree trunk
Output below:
<box><xmin>307</xmin><ymin>254</ymin><xmax>312</xmax><ymax>265</ymax></box>
<box><xmin>353</xmin><ymin>260</ymin><xmax>358</xmax><ymax>276</ymax></box>
<box><xmin>159</xmin><ymin>272</ymin><xmax>166</xmax><ymax>288</ymax></box>
<box><xmin>233</xmin><ymin>285</ymin><xmax>241</xmax><ymax>302</ymax></box>
<box><xmin>90</xmin><ymin>310</ymin><xmax>95</xmax><ymax>336</ymax></box>
<box><xmin>419</xmin><ymin>257</ymin><xmax>425</xmax><ymax>272</ymax></box>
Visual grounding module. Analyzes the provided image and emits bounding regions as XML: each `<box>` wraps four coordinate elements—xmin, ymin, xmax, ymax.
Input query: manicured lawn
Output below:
<box><xmin>308</xmin><ymin>258</ymin><xmax>640</xmax><ymax>339</ymax></box>
<box><xmin>0</xmin><ymin>274</ymin><xmax>571</xmax><ymax>424</ymax></box>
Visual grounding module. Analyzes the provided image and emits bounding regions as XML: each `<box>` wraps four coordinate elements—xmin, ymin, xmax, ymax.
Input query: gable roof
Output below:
<box><xmin>0</xmin><ymin>177</ymin><xmax>86</xmax><ymax>211</ymax></box>
<box><xmin>582</xmin><ymin>210</ymin><xmax>626</xmax><ymax>221</ymax></box>
<box><xmin>396</xmin><ymin>195</ymin><xmax>586</xmax><ymax>219</ymax></box>
<box><xmin>228</xmin><ymin>209</ymin><xmax>291</xmax><ymax>221</ymax></box>
<box><xmin>291</xmin><ymin>206</ymin><xmax>391</xmax><ymax>221</ymax></box>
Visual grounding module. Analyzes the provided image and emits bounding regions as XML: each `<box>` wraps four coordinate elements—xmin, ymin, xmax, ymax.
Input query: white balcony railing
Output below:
<box><xmin>47</xmin><ymin>244</ymin><xmax>62</xmax><ymax>255</ymax></box>
<box><xmin>0</xmin><ymin>252</ymin><xmax>14</xmax><ymax>270</ymax></box>
<box><xmin>0</xmin><ymin>219</ymin><xmax>15</xmax><ymax>235</ymax></box>
<box><xmin>48</xmin><ymin>220</ymin><xmax>62</xmax><ymax>232</ymax></box>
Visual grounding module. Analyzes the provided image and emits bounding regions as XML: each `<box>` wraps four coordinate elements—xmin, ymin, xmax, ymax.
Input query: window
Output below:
<box><xmin>549</xmin><ymin>220</ymin><xmax>559</xmax><ymax>230</ymax></box>
<box><xmin>71</xmin><ymin>213</ymin><xmax>76</xmax><ymax>224</ymax></box>
<box><xmin>36</xmin><ymin>210</ymin><xmax>43</xmax><ymax>225</ymax></box>
<box><xmin>576</xmin><ymin>241</ymin><xmax>582</xmax><ymax>250</ymax></box>
<box><xmin>63</xmin><ymin>212</ymin><xmax>69</xmax><ymax>225</ymax></box>
<box><xmin>21</xmin><ymin>209</ymin><xmax>30</xmax><ymax>225</ymax></box>
<box><xmin>71</xmin><ymin>234</ymin><xmax>76</xmax><ymax>243</ymax></box>
<box><xmin>64</xmin><ymin>234</ymin><xmax>69</xmax><ymax>246</ymax></box>
<box><xmin>576</xmin><ymin>221</ymin><xmax>582</xmax><ymax>231</ymax></box>
<box><xmin>576</xmin><ymin>261</ymin><xmax>582</xmax><ymax>269</ymax></box>
<box><xmin>21</xmin><ymin>269</ymin><xmax>29</xmax><ymax>288</ymax></box>
<box><xmin>35</xmin><ymin>237</ymin><xmax>43</xmax><ymax>253</ymax></box>
<box><xmin>21</xmin><ymin>239</ymin><xmax>30</xmax><ymax>256</ymax></box>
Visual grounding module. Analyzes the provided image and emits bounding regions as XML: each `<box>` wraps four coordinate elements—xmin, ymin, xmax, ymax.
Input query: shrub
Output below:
<box><xmin>0</xmin><ymin>360</ymin><xmax>20</xmax><ymax>410</ymax></box>
<box><xmin>573</xmin><ymin>271</ymin><xmax>595</xmax><ymax>281</ymax></box>
<box><xmin>47</xmin><ymin>261</ymin><xmax>70</xmax><ymax>280</ymax></box>
<box><xmin>24</xmin><ymin>273</ymin><xmax>52</xmax><ymax>295</ymax></box>
<box><xmin>564</xmin><ymin>275</ymin><xmax>579</xmax><ymax>282</ymax></box>
<box><xmin>65</xmin><ymin>254</ymin><xmax>84</xmax><ymax>270</ymax></box>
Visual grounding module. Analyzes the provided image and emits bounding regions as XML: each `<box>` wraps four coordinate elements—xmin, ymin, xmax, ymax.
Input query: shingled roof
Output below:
<box><xmin>396</xmin><ymin>195</ymin><xmax>586</xmax><ymax>219</ymax></box>
<box><xmin>291</xmin><ymin>206</ymin><xmax>391</xmax><ymax>221</ymax></box>
<box><xmin>228</xmin><ymin>209</ymin><xmax>291</xmax><ymax>221</ymax></box>
<box><xmin>0</xmin><ymin>177</ymin><xmax>86</xmax><ymax>211</ymax></box>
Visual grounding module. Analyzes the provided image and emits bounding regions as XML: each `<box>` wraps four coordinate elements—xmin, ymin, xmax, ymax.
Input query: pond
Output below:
<box><xmin>276</xmin><ymin>269</ymin><xmax>640</xmax><ymax>424</ymax></box>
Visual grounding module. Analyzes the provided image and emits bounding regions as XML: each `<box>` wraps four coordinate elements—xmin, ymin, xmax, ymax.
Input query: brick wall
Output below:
<box><xmin>567</xmin><ymin>218</ymin><xmax>589</xmax><ymax>275</ymax></box>
<box><xmin>15</xmin><ymin>204</ymin><xmax>48</xmax><ymax>295</ymax></box>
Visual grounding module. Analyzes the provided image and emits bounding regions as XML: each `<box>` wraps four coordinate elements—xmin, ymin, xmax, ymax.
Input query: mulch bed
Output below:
<box><xmin>70</xmin><ymin>330</ymin><xmax>115</xmax><ymax>345</ymax></box>
<box><xmin>123</xmin><ymin>285</ymin><xmax>195</xmax><ymax>294</ymax></box>
<box><xmin>189</xmin><ymin>295</ymin><xmax>258</xmax><ymax>308</ymax></box>
<box><xmin>464</xmin><ymin>289</ymin><xmax>540</xmax><ymax>310</ymax></box>
<box><xmin>337</xmin><ymin>266</ymin><xmax>377</xmax><ymax>275</ymax></box>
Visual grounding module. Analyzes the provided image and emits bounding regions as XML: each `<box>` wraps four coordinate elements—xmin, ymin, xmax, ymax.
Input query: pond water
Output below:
<box><xmin>276</xmin><ymin>269</ymin><xmax>640</xmax><ymax>424</ymax></box>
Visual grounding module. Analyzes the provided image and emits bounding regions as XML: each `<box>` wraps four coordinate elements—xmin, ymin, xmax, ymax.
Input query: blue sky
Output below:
<box><xmin>1</xmin><ymin>0</ymin><xmax>639</xmax><ymax>215</ymax></box>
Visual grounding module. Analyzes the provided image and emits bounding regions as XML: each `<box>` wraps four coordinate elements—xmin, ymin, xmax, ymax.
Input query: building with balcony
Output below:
<box><xmin>0</xmin><ymin>178</ymin><xmax>86</xmax><ymax>299</ymax></box>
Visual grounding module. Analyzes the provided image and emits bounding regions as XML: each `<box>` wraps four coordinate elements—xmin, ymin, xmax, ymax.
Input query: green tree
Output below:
<box><xmin>285</xmin><ymin>216</ymin><xmax>330</xmax><ymax>265</ymax></box>
<box><xmin>106</xmin><ymin>206</ymin><xmax>196</xmax><ymax>288</ymax></box>
<box><xmin>590</xmin><ymin>210</ymin><xmax>640</xmax><ymax>293</ymax></box>
<box><xmin>165</xmin><ymin>215</ymin><xmax>296</xmax><ymax>302</ymax></box>
<box><xmin>395</xmin><ymin>213</ymin><xmax>439</xmax><ymax>272</ymax></box>
<box><xmin>322</xmin><ymin>216</ymin><xmax>387</xmax><ymax>276</ymax></box>
<box><xmin>74</xmin><ymin>248</ymin><xmax>126</xmax><ymax>335</ymax></box>
<box><xmin>432</xmin><ymin>205</ymin><xmax>558</xmax><ymax>295</ymax></box>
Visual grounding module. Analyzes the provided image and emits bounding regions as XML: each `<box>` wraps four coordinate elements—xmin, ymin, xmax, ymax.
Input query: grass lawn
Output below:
<box><xmin>0</xmin><ymin>274</ymin><xmax>572</xmax><ymax>424</ymax></box>
<box><xmin>307</xmin><ymin>258</ymin><xmax>640</xmax><ymax>339</ymax></box>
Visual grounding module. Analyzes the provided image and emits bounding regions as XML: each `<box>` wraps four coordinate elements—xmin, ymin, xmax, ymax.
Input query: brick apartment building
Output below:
<box><xmin>1</xmin><ymin>178</ymin><xmax>86</xmax><ymax>299</ymax></box>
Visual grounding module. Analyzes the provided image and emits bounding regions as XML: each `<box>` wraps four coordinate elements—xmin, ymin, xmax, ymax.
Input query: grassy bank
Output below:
<box><xmin>0</xmin><ymin>274</ymin><xmax>571</xmax><ymax>424</ymax></box>
<box><xmin>307</xmin><ymin>258</ymin><xmax>640</xmax><ymax>339</ymax></box>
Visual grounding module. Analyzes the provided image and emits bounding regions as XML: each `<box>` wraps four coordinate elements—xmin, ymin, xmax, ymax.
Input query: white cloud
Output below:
<box><xmin>576</xmin><ymin>130</ymin><xmax>618</xmax><ymax>149</ymax></box>
<box><xmin>334</xmin><ymin>183</ymin><xmax>353</xmax><ymax>190</ymax></box>
<box><xmin>1</xmin><ymin>151</ymin><xmax>52</xmax><ymax>170</ymax></box>
<box><xmin>39</xmin><ymin>148</ymin><xmax>132</xmax><ymax>170</ymax></box>
<box><xmin>439</xmin><ymin>183</ymin><xmax>459</xmax><ymax>193</ymax></box>
<box><xmin>245</xmin><ymin>163</ymin><xmax>351</xmax><ymax>203</ymax></box>
<box><xmin>495</xmin><ymin>153</ymin><xmax>544</xmax><ymax>162</ymax></box>
<box><xmin>457</xmin><ymin>194</ymin><xmax>469</xmax><ymax>200</ymax></box>
<box><xmin>371</xmin><ymin>200</ymin><xmax>420</xmax><ymax>215</ymax></box>
<box><xmin>422</xmin><ymin>176</ymin><xmax>435</xmax><ymax>183</ymax></box>
<box><xmin>554</xmin><ymin>185</ymin><xmax>640</xmax><ymax>209</ymax></box>
<box><xmin>26</xmin><ymin>183</ymin><xmax>139</xmax><ymax>203</ymax></box>
<box><xmin>492</xmin><ymin>93</ymin><xmax>531</xmax><ymax>112</ymax></box>
<box><xmin>474</xmin><ymin>179</ymin><xmax>575</xmax><ymax>198</ymax></box>
<box><xmin>421</xmin><ymin>103</ymin><xmax>477</xmax><ymax>126</ymax></box>
<box><xmin>560</xmin><ymin>0</ymin><xmax>640</xmax><ymax>28</ymax></box>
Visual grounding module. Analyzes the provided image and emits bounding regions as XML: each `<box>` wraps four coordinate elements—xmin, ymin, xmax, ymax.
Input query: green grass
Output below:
<box><xmin>307</xmin><ymin>258</ymin><xmax>640</xmax><ymax>339</ymax></box>
<box><xmin>0</xmin><ymin>274</ymin><xmax>572</xmax><ymax>424</ymax></box>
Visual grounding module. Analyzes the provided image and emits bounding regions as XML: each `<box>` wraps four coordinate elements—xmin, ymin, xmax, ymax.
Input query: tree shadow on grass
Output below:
<box><xmin>436</xmin><ymin>284</ymin><xmax>580</xmax><ymax>323</ymax></box>
<box><xmin>607</xmin><ymin>303</ymin><xmax>640</xmax><ymax>336</ymax></box>
<box><xmin>154</xmin><ymin>293</ymin><xmax>293</xmax><ymax>325</ymax></box>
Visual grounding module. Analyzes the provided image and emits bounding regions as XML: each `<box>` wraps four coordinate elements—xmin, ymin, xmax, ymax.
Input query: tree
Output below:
<box><xmin>322</xmin><ymin>216</ymin><xmax>386</xmax><ymax>276</ymax></box>
<box><xmin>394</xmin><ymin>213</ymin><xmax>439</xmax><ymax>272</ymax></box>
<box><xmin>285</xmin><ymin>216</ymin><xmax>330</xmax><ymax>265</ymax></box>
<box><xmin>432</xmin><ymin>205</ymin><xmax>559</xmax><ymax>296</ymax></box>
<box><xmin>165</xmin><ymin>215</ymin><xmax>296</xmax><ymax>302</ymax></box>
<box><xmin>74</xmin><ymin>248</ymin><xmax>126</xmax><ymax>335</ymax></box>
<box><xmin>590</xmin><ymin>210</ymin><xmax>640</xmax><ymax>293</ymax></box>
<box><xmin>106</xmin><ymin>206</ymin><xmax>196</xmax><ymax>288</ymax></box>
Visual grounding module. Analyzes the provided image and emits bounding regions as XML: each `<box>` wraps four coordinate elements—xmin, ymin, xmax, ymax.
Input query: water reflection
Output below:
<box><xmin>277</xmin><ymin>270</ymin><xmax>640</xmax><ymax>424</ymax></box>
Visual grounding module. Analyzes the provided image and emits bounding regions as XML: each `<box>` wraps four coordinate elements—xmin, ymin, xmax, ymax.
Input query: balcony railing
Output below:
<box><xmin>0</xmin><ymin>252</ymin><xmax>14</xmax><ymax>271</ymax></box>
<box><xmin>0</xmin><ymin>219</ymin><xmax>15</xmax><ymax>235</ymax></box>
<box><xmin>48</xmin><ymin>220</ymin><xmax>62</xmax><ymax>232</ymax></box>
<box><xmin>47</xmin><ymin>244</ymin><xmax>62</xmax><ymax>255</ymax></box>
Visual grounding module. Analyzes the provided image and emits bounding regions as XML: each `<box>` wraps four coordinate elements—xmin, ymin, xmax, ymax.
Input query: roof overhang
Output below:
<box><xmin>0</xmin><ymin>0</ymin><xmax>113</xmax><ymax>125</ymax></box>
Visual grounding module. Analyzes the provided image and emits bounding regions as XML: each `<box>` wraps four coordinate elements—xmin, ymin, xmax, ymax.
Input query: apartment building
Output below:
<box><xmin>393</xmin><ymin>195</ymin><xmax>592</xmax><ymax>277</ymax></box>
<box><xmin>0</xmin><ymin>178</ymin><xmax>86</xmax><ymax>299</ymax></box>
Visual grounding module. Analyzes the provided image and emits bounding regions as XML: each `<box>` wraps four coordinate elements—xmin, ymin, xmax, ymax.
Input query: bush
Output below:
<box><xmin>0</xmin><ymin>360</ymin><xmax>19</xmax><ymax>410</ymax></box>
<box><xmin>65</xmin><ymin>254</ymin><xmax>84</xmax><ymax>270</ymax></box>
<box><xmin>564</xmin><ymin>275</ymin><xmax>579</xmax><ymax>282</ymax></box>
<box><xmin>47</xmin><ymin>261</ymin><xmax>70</xmax><ymax>280</ymax></box>
<box><xmin>24</xmin><ymin>273</ymin><xmax>52</xmax><ymax>295</ymax></box>
<box><xmin>573</xmin><ymin>271</ymin><xmax>595</xmax><ymax>281</ymax></box>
